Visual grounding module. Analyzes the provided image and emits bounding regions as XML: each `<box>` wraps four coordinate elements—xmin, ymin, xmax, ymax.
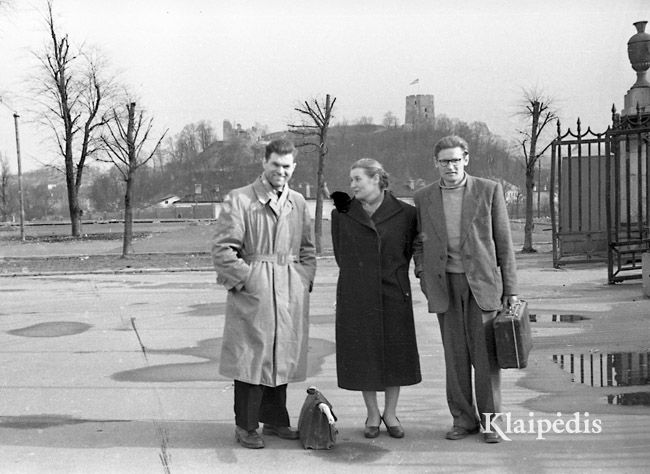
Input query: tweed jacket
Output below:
<box><xmin>413</xmin><ymin>174</ymin><xmax>518</xmax><ymax>313</ymax></box>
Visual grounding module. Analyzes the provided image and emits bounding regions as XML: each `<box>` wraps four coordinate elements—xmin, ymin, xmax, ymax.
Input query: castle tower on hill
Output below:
<box><xmin>405</xmin><ymin>94</ymin><xmax>435</xmax><ymax>129</ymax></box>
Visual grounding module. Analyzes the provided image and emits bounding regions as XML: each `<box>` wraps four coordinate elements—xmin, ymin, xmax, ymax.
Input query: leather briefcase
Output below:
<box><xmin>297</xmin><ymin>386</ymin><xmax>338</xmax><ymax>450</ymax></box>
<box><xmin>493</xmin><ymin>300</ymin><xmax>532</xmax><ymax>369</ymax></box>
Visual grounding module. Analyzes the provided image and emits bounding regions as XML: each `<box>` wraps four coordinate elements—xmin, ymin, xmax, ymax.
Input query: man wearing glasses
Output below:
<box><xmin>413</xmin><ymin>135</ymin><xmax>518</xmax><ymax>443</ymax></box>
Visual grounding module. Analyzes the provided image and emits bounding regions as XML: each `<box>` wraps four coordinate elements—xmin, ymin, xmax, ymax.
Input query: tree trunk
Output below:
<box><xmin>313</xmin><ymin>94</ymin><xmax>332</xmax><ymax>255</ymax></box>
<box><xmin>122</xmin><ymin>175</ymin><xmax>133</xmax><ymax>257</ymax></box>
<box><xmin>314</xmin><ymin>145</ymin><xmax>325</xmax><ymax>255</ymax></box>
<box><xmin>122</xmin><ymin>103</ymin><xmax>137</xmax><ymax>257</ymax></box>
<box><xmin>523</xmin><ymin>169</ymin><xmax>536</xmax><ymax>252</ymax></box>
<box><xmin>522</xmin><ymin>101</ymin><xmax>540</xmax><ymax>253</ymax></box>
<box><xmin>65</xmin><ymin>156</ymin><xmax>82</xmax><ymax>236</ymax></box>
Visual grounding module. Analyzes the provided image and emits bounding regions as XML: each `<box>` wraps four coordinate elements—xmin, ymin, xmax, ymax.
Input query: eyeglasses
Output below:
<box><xmin>437</xmin><ymin>158</ymin><xmax>463</xmax><ymax>166</ymax></box>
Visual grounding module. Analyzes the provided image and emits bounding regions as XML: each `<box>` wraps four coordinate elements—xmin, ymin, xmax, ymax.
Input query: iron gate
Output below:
<box><xmin>550</xmin><ymin>110</ymin><xmax>650</xmax><ymax>283</ymax></box>
<box><xmin>550</xmin><ymin>121</ymin><xmax>609</xmax><ymax>266</ymax></box>
<box><xmin>605</xmin><ymin>112</ymin><xmax>650</xmax><ymax>283</ymax></box>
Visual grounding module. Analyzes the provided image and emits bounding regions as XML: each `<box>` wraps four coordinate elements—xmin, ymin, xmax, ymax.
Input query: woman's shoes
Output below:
<box><xmin>364</xmin><ymin>418</ymin><xmax>380</xmax><ymax>438</ymax></box>
<box><xmin>382</xmin><ymin>416</ymin><xmax>405</xmax><ymax>438</ymax></box>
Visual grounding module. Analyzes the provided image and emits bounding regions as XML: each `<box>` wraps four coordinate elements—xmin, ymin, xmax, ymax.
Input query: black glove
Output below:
<box><xmin>330</xmin><ymin>191</ymin><xmax>351</xmax><ymax>213</ymax></box>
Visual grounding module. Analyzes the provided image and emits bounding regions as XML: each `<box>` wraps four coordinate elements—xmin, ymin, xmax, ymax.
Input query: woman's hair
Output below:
<box><xmin>351</xmin><ymin>158</ymin><xmax>390</xmax><ymax>190</ymax></box>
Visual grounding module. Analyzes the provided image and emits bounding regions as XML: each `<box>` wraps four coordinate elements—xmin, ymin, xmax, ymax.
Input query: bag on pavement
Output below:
<box><xmin>297</xmin><ymin>386</ymin><xmax>338</xmax><ymax>450</ymax></box>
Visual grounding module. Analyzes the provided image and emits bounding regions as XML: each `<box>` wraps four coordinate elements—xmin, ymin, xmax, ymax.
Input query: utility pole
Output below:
<box><xmin>537</xmin><ymin>157</ymin><xmax>541</xmax><ymax>219</ymax></box>
<box><xmin>0</xmin><ymin>96</ymin><xmax>25</xmax><ymax>241</ymax></box>
<box><xmin>13</xmin><ymin>113</ymin><xmax>25</xmax><ymax>241</ymax></box>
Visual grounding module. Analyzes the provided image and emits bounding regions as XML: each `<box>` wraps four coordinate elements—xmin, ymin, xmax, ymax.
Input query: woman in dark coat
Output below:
<box><xmin>331</xmin><ymin>158</ymin><xmax>421</xmax><ymax>439</ymax></box>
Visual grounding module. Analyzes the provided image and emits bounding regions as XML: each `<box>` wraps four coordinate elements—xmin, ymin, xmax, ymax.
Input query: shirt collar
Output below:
<box><xmin>260</xmin><ymin>175</ymin><xmax>286</xmax><ymax>201</ymax></box>
<box><xmin>439</xmin><ymin>173</ymin><xmax>467</xmax><ymax>190</ymax></box>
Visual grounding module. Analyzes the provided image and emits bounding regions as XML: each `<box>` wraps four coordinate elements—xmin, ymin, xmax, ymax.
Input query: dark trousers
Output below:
<box><xmin>437</xmin><ymin>273</ymin><xmax>501</xmax><ymax>430</ymax></box>
<box><xmin>234</xmin><ymin>380</ymin><xmax>290</xmax><ymax>431</ymax></box>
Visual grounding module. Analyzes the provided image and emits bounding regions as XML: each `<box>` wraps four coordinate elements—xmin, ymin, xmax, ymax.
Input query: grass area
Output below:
<box><xmin>0</xmin><ymin>217</ymin><xmax>551</xmax><ymax>275</ymax></box>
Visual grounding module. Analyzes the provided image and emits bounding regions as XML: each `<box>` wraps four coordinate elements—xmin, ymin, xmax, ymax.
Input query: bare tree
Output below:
<box><xmin>34</xmin><ymin>1</ymin><xmax>116</xmax><ymax>236</ymax></box>
<box><xmin>516</xmin><ymin>88</ymin><xmax>558</xmax><ymax>252</ymax></box>
<box><xmin>289</xmin><ymin>94</ymin><xmax>336</xmax><ymax>254</ymax></box>
<box><xmin>382</xmin><ymin>111</ymin><xmax>399</xmax><ymax>128</ymax></box>
<box><xmin>100</xmin><ymin>102</ymin><xmax>167</xmax><ymax>256</ymax></box>
<box><xmin>195</xmin><ymin>120</ymin><xmax>216</xmax><ymax>152</ymax></box>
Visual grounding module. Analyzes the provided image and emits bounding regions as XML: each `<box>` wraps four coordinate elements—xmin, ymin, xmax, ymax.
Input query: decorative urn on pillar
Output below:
<box><xmin>628</xmin><ymin>20</ymin><xmax>650</xmax><ymax>88</ymax></box>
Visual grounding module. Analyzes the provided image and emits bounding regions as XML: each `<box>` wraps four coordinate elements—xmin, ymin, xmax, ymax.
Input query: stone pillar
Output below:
<box><xmin>623</xmin><ymin>21</ymin><xmax>650</xmax><ymax>116</ymax></box>
<box><xmin>618</xmin><ymin>22</ymin><xmax>650</xmax><ymax>227</ymax></box>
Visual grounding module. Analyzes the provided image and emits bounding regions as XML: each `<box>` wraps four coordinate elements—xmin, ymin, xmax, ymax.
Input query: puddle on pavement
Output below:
<box><xmin>309</xmin><ymin>441</ymin><xmax>389</xmax><ymax>463</ymax></box>
<box><xmin>111</xmin><ymin>337</ymin><xmax>335</xmax><ymax>383</ymax></box>
<box><xmin>606</xmin><ymin>392</ymin><xmax>650</xmax><ymax>406</ymax></box>
<box><xmin>529</xmin><ymin>314</ymin><xmax>589</xmax><ymax>323</ymax></box>
<box><xmin>0</xmin><ymin>414</ymin><xmax>123</xmax><ymax>429</ymax></box>
<box><xmin>7</xmin><ymin>321</ymin><xmax>92</xmax><ymax>337</ymax></box>
<box><xmin>183</xmin><ymin>303</ymin><xmax>226</xmax><ymax>317</ymax></box>
<box><xmin>552</xmin><ymin>351</ymin><xmax>650</xmax><ymax>388</ymax></box>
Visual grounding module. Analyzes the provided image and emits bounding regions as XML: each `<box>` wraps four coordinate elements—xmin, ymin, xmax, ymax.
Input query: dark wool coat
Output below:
<box><xmin>331</xmin><ymin>191</ymin><xmax>421</xmax><ymax>391</ymax></box>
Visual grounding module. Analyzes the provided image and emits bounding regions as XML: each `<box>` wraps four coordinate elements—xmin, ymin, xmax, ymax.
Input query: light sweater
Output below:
<box><xmin>440</xmin><ymin>178</ymin><xmax>466</xmax><ymax>273</ymax></box>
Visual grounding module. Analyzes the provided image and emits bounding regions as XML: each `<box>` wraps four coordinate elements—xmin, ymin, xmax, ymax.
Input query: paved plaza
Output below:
<box><xmin>1</xmin><ymin>255</ymin><xmax>650</xmax><ymax>473</ymax></box>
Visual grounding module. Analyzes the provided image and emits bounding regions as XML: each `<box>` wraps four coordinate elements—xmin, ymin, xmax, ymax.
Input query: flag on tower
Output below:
<box><xmin>410</xmin><ymin>78</ymin><xmax>419</xmax><ymax>85</ymax></box>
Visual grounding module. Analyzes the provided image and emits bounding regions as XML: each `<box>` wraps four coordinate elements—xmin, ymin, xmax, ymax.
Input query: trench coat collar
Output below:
<box><xmin>425</xmin><ymin>174</ymin><xmax>479</xmax><ymax>246</ymax></box>
<box><xmin>345</xmin><ymin>191</ymin><xmax>403</xmax><ymax>230</ymax></box>
<box><xmin>252</xmin><ymin>175</ymin><xmax>294</xmax><ymax>216</ymax></box>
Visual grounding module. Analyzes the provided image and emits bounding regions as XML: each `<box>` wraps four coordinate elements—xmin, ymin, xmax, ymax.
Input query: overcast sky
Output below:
<box><xmin>0</xmin><ymin>0</ymin><xmax>648</xmax><ymax>172</ymax></box>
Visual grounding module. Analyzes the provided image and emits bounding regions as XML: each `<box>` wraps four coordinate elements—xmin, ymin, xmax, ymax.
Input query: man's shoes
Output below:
<box><xmin>483</xmin><ymin>431</ymin><xmax>502</xmax><ymax>443</ymax></box>
<box><xmin>364</xmin><ymin>418</ymin><xmax>381</xmax><ymax>438</ymax></box>
<box><xmin>382</xmin><ymin>416</ymin><xmax>405</xmax><ymax>438</ymax></box>
<box><xmin>445</xmin><ymin>426</ymin><xmax>479</xmax><ymax>440</ymax></box>
<box><xmin>262</xmin><ymin>424</ymin><xmax>300</xmax><ymax>440</ymax></box>
<box><xmin>235</xmin><ymin>426</ymin><xmax>264</xmax><ymax>449</ymax></box>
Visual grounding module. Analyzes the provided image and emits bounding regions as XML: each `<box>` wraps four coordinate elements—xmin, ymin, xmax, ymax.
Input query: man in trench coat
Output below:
<box><xmin>413</xmin><ymin>135</ymin><xmax>518</xmax><ymax>443</ymax></box>
<box><xmin>212</xmin><ymin>138</ymin><xmax>316</xmax><ymax>449</ymax></box>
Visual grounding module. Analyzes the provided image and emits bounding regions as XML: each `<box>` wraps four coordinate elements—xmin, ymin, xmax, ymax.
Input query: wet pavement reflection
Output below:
<box><xmin>606</xmin><ymin>392</ymin><xmax>650</xmax><ymax>406</ymax></box>
<box><xmin>552</xmin><ymin>351</ymin><xmax>650</xmax><ymax>388</ymax></box>
<box><xmin>529</xmin><ymin>314</ymin><xmax>589</xmax><ymax>323</ymax></box>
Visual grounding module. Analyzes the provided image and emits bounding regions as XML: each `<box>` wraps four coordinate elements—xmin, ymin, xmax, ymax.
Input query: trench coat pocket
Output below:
<box><xmin>240</xmin><ymin>265</ymin><xmax>257</xmax><ymax>294</ymax></box>
<box><xmin>293</xmin><ymin>263</ymin><xmax>313</xmax><ymax>292</ymax></box>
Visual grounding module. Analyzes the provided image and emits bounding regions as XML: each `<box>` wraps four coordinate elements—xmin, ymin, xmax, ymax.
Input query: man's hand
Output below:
<box><xmin>502</xmin><ymin>295</ymin><xmax>519</xmax><ymax>308</ymax></box>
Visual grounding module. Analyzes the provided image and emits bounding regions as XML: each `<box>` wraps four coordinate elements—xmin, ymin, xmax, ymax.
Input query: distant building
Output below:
<box><xmin>153</xmin><ymin>195</ymin><xmax>181</xmax><ymax>208</ymax></box>
<box><xmin>405</xmin><ymin>94</ymin><xmax>435</xmax><ymax>130</ymax></box>
<box><xmin>223</xmin><ymin>120</ymin><xmax>263</xmax><ymax>143</ymax></box>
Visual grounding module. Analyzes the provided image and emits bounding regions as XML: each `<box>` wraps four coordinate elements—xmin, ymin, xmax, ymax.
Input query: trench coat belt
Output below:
<box><xmin>244</xmin><ymin>254</ymin><xmax>298</xmax><ymax>265</ymax></box>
